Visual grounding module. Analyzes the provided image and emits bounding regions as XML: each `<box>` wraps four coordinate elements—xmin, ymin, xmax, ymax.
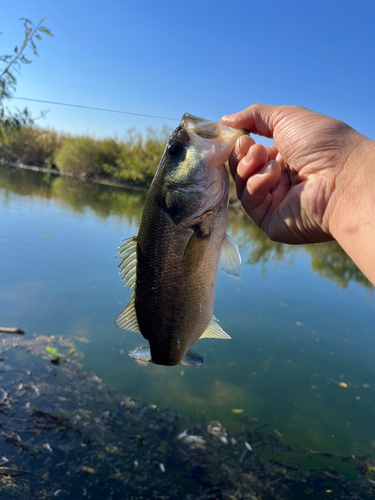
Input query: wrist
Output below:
<box><xmin>326</xmin><ymin>133</ymin><xmax>375</xmax><ymax>284</ymax></box>
<box><xmin>328</xmin><ymin>133</ymin><xmax>375</xmax><ymax>238</ymax></box>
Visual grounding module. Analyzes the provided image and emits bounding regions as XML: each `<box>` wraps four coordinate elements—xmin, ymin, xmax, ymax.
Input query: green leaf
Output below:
<box><xmin>39</xmin><ymin>27</ymin><xmax>53</xmax><ymax>37</ymax></box>
<box><xmin>45</xmin><ymin>346</ymin><xmax>65</xmax><ymax>358</ymax></box>
<box><xmin>20</xmin><ymin>18</ymin><xmax>33</xmax><ymax>25</ymax></box>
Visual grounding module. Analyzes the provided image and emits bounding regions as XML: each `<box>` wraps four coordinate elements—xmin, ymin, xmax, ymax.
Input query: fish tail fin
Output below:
<box><xmin>128</xmin><ymin>346</ymin><xmax>203</xmax><ymax>367</ymax></box>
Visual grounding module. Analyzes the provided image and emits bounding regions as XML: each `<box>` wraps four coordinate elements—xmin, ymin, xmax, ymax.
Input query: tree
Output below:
<box><xmin>0</xmin><ymin>18</ymin><xmax>53</xmax><ymax>139</ymax></box>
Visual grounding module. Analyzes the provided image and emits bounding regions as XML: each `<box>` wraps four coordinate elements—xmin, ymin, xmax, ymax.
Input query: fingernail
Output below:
<box><xmin>264</xmin><ymin>160</ymin><xmax>274</xmax><ymax>173</ymax></box>
<box><xmin>234</xmin><ymin>136</ymin><xmax>244</xmax><ymax>160</ymax></box>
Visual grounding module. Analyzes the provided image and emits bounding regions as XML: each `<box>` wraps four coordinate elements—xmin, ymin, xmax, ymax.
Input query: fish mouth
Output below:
<box><xmin>181</xmin><ymin>113</ymin><xmax>222</xmax><ymax>139</ymax></box>
<box><xmin>180</xmin><ymin>113</ymin><xmax>248</xmax><ymax>168</ymax></box>
<box><xmin>181</xmin><ymin>113</ymin><xmax>248</xmax><ymax>141</ymax></box>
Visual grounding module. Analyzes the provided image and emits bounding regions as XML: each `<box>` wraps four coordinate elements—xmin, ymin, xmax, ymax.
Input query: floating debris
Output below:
<box><xmin>245</xmin><ymin>442</ymin><xmax>253</xmax><ymax>452</ymax></box>
<box><xmin>182</xmin><ymin>435</ymin><xmax>207</xmax><ymax>450</ymax></box>
<box><xmin>81</xmin><ymin>466</ymin><xmax>96</xmax><ymax>474</ymax></box>
<box><xmin>159</xmin><ymin>463</ymin><xmax>165</xmax><ymax>473</ymax></box>
<box><xmin>0</xmin><ymin>327</ymin><xmax>24</xmax><ymax>335</ymax></box>
<box><xmin>207</xmin><ymin>422</ymin><xmax>228</xmax><ymax>440</ymax></box>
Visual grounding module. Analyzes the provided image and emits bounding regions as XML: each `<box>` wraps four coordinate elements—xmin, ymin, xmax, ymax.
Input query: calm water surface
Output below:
<box><xmin>1</xmin><ymin>165</ymin><xmax>374</xmax><ymax>459</ymax></box>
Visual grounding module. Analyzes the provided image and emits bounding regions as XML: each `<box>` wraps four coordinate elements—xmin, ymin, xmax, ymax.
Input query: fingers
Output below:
<box><xmin>228</xmin><ymin>135</ymin><xmax>255</xmax><ymax>180</ymax></box>
<box><xmin>235</xmin><ymin>143</ymin><xmax>268</xmax><ymax>199</ymax></box>
<box><xmin>240</xmin><ymin>159</ymin><xmax>282</xmax><ymax>227</ymax></box>
<box><xmin>221</xmin><ymin>104</ymin><xmax>308</xmax><ymax>142</ymax></box>
<box><xmin>221</xmin><ymin>104</ymin><xmax>285</xmax><ymax>138</ymax></box>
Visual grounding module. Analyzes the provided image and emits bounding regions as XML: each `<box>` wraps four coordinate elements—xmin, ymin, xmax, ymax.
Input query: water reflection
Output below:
<box><xmin>0</xmin><ymin>164</ymin><xmax>371</xmax><ymax>290</ymax></box>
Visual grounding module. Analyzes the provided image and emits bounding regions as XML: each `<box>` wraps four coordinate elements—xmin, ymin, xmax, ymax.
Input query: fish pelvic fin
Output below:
<box><xmin>129</xmin><ymin>345</ymin><xmax>151</xmax><ymax>362</ymax></box>
<box><xmin>180</xmin><ymin>349</ymin><xmax>203</xmax><ymax>366</ymax></box>
<box><xmin>116</xmin><ymin>236</ymin><xmax>138</xmax><ymax>290</ymax></box>
<box><xmin>129</xmin><ymin>346</ymin><xmax>203</xmax><ymax>367</ymax></box>
<box><xmin>200</xmin><ymin>316</ymin><xmax>231</xmax><ymax>339</ymax></box>
<box><xmin>219</xmin><ymin>233</ymin><xmax>241</xmax><ymax>279</ymax></box>
<box><xmin>115</xmin><ymin>292</ymin><xmax>141</xmax><ymax>333</ymax></box>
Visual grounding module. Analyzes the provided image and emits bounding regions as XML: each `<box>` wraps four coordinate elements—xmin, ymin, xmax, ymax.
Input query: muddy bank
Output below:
<box><xmin>1</xmin><ymin>333</ymin><xmax>374</xmax><ymax>500</ymax></box>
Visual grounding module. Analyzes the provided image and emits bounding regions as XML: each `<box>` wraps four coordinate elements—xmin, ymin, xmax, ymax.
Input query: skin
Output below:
<box><xmin>221</xmin><ymin>104</ymin><xmax>375</xmax><ymax>286</ymax></box>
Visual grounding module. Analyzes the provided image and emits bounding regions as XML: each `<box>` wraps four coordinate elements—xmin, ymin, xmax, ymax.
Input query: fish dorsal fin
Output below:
<box><xmin>200</xmin><ymin>316</ymin><xmax>231</xmax><ymax>339</ymax></box>
<box><xmin>219</xmin><ymin>233</ymin><xmax>241</xmax><ymax>279</ymax></box>
<box><xmin>116</xmin><ymin>236</ymin><xmax>138</xmax><ymax>290</ymax></box>
<box><xmin>115</xmin><ymin>292</ymin><xmax>141</xmax><ymax>333</ymax></box>
<box><xmin>180</xmin><ymin>349</ymin><xmax>203</xmax><ymax>366</ymax></box>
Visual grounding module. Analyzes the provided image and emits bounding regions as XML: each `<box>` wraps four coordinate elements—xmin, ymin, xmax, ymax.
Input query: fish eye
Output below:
<box><xmin>168</xmin><ymin>141</ymin><xmax>183</xmax><ymax>157</ymax></box>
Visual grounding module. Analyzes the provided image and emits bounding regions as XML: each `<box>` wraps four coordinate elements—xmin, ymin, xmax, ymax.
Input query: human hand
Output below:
<box><xmin>221</xmin><ymin>104</ymin><xmax>367</xmax><ymax>245</ymax></box>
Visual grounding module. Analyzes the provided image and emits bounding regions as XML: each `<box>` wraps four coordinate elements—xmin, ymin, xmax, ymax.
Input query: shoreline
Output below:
<box><xmin>0</xmin><ymin>160</ymin><xmax>243</xmax><ymax>206</ymax></box>
<box><xmin>1</xmin><ymin>160</ymin><xmax>150</xmax><ymax>192</ymax></box>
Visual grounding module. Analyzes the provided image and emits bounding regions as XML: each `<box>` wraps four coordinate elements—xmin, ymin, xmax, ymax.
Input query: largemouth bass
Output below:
<box><xmin>115</xmin><ymin>114</ymin><xmax>247</xmax><ymax>366</ymax></box>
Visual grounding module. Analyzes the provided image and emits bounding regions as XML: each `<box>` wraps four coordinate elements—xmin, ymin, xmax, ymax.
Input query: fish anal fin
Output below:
<box><xmin>219</xmin><ymin>233</ymin><xmax>241</xmax><ymax>279</ymax></box>
<box><xmin>200</xmin><ymin>316</ymin><xmax>231</xmax><ymax>339</ymax></box>
<box><xmin>115</xmin><ymin>294</ymin><xmax>141</xmax><ymax>333</ymax></box>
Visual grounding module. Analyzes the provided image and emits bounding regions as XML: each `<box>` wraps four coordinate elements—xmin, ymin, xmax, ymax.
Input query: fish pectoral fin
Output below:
<box><xmin>200</xmin><ymin>316</ymin><xmax>231</xmax><ymax>339</ymax></box>
<box><xmin>116</xmin><ymin>236</ymin><xmax>138</xmax><ymax>290</ymax></box>
<box><xmin>115</xmin><ymin>293</ymin><xmax>141</xmax><ymax>333</ymax></box>
<box><xmin>180</xmin><ymin>349</ymin><xmax>203</xmax><ymax>367</ymax></box>
<box><xmin>129</xmin><ymin>345</ymin><xmax>151</xmax><ymax>362</ymax></box>
<box><xmin>219</xmin><ymin>233</ymin><xmax>241</xmax><ymax>279</ymax></box>
<box><xmin>182</xmin><ymin>226</ymin><xmax>209</xmax><ymax>275</ymax></box>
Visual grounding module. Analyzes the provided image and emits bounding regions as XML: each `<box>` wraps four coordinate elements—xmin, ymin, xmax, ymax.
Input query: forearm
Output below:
<box><xmin>328</xmin><ymin>136</ymin><xmax>375</xmax><ymax>286</ymax></box>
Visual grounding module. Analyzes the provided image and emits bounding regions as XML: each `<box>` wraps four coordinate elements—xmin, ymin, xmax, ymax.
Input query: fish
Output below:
<box><xmin>115</xmin><ymin>113</ymin><xmax>248</xmax><ymax>366</ymax></box>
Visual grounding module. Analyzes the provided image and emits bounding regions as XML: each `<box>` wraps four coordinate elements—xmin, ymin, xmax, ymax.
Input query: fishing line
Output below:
<box><xmin>12</xmin><ymin>97</ymin><xmax>180</xmax><ymax>121</ymax></box>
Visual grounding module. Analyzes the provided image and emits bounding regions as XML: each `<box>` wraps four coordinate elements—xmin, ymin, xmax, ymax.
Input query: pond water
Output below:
<box><xmin>1</xmin><ymin>165</ymin><xmax>374</xmax><ymax>462</ymax></box>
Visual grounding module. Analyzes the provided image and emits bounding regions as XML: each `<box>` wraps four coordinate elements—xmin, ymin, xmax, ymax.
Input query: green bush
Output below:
<box><xmin>0</xmin><ymin>124</ymin><xmax>170</xmax><ymax>186</ymax></box>
<box><xmin>0</xmin><ymin>126</ymin><xmax>63</xmax><ymax>166</ymax></box>
<box><xmin>112</xmin><ymin>127</ymin><xmax>167</xmax><ymax>185</ymax></box>
<box><xmin>54</xmin><ymin>136</ymin><xmax>102</xmax><ymax>175</ymax></box>
<box><xmin>99</xmin><ymin>139</ymin><xmax>122</xmax><ymax>175</ymax></box>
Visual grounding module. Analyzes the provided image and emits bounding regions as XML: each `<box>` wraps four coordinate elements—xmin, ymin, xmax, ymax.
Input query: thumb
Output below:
<box><xmin>221</xmin><ymin>103</ymin><xmax>293</xmax><ymax>139</ymax></box>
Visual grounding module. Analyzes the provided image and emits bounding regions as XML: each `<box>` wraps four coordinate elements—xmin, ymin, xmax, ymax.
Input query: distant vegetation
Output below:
<box><xmin>0</xmin><ymin>125</ymin><xmax>170</xmax><ymax>187</ymax></box>
<box><xmin>0</xmin><ymin>125</ymin><xmax>242</xmax><ymax>199</ymax></box>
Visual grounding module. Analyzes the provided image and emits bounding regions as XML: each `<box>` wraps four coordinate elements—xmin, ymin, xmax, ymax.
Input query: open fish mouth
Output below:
<box><xmin>181</xmin><ymin>113</ymin><xmax>222</xmax><ymax>139</ymax></box>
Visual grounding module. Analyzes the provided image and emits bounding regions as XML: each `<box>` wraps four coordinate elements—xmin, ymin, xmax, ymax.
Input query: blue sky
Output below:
<box><xmin>1</xmin><ymin>0</ymin><xmax>375</xmax><ymax>140</ymax></box>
